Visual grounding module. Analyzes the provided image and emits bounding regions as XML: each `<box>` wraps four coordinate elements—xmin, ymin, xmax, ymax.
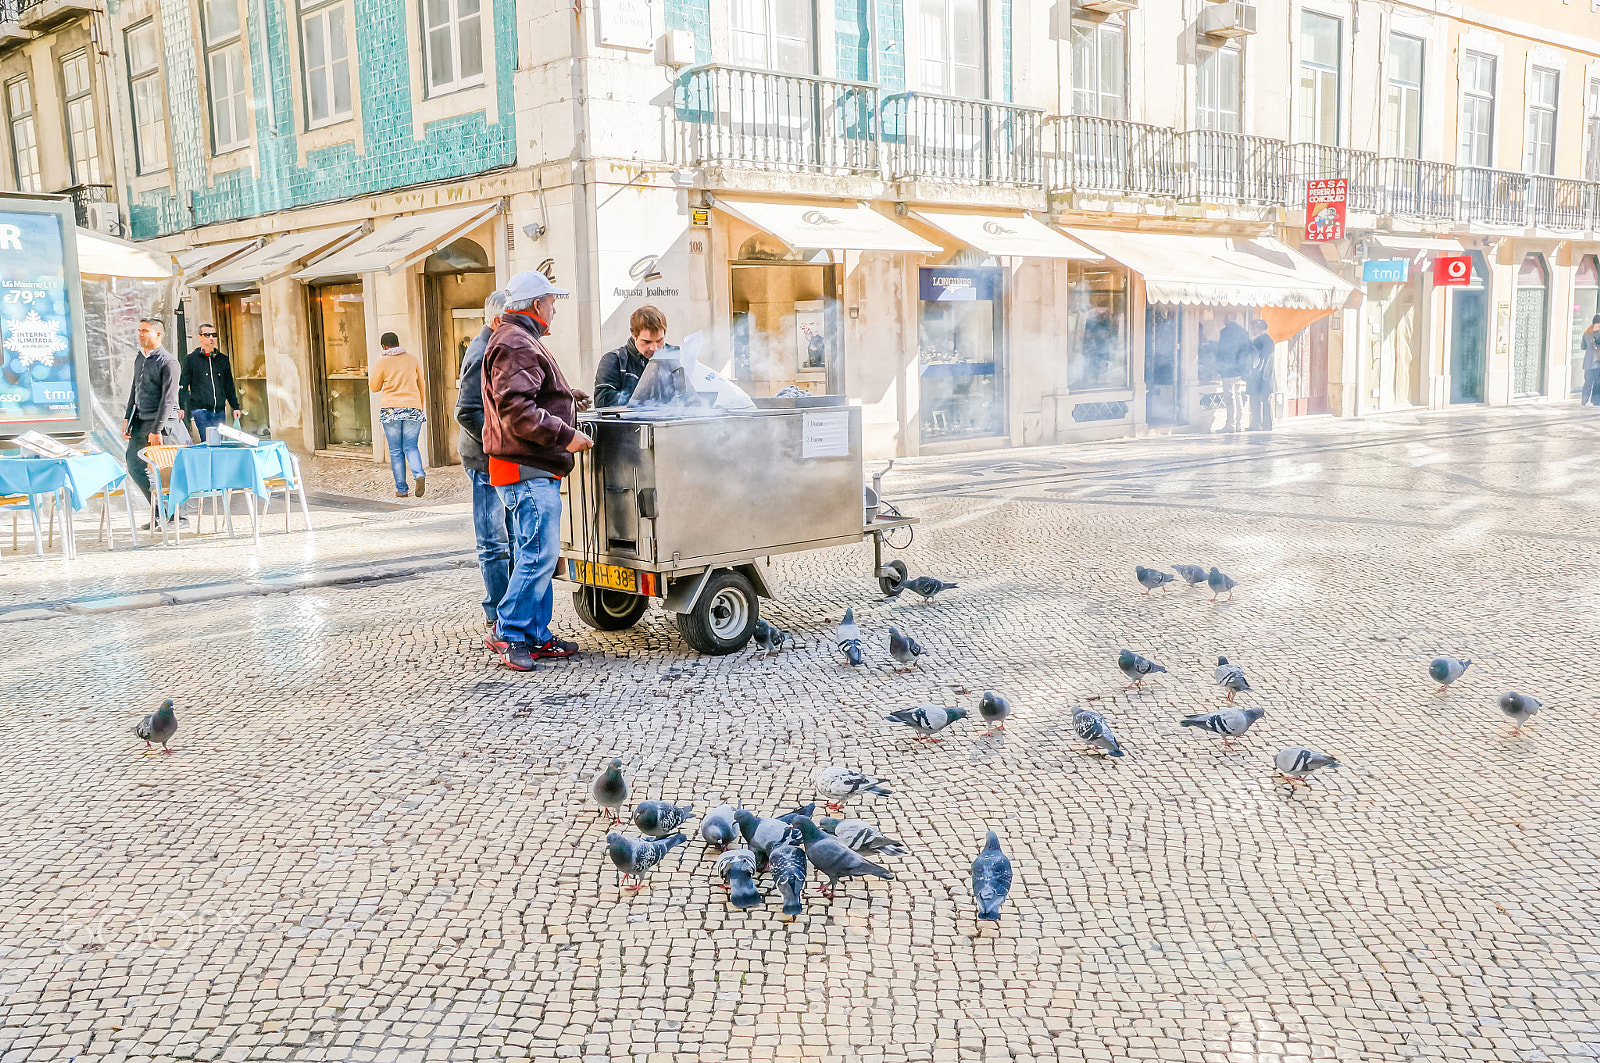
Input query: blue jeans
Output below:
<box><xmin>191</xmin><ymin>408</ymin><xmax>224</xmax><ymax>441</ymax></box>
<box><xmin>382</xmin><ymin>417</ymin><xmax>425</xmax><ymax>492</ymax></box>
<box><xmin>495</xmin><ymin>476</ymin><xmax>561</xmax><ymax>647</ymax></box>
<box><xmin>469</xmin><ymin>467</ymin><xmax>512</xmax><ymax>623</ymax></box>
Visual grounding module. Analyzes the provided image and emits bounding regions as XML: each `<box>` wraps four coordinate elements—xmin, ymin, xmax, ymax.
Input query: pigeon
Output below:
<box><xmin>818</xmin><ymin>817</ymin><xmax>908</xmax><ymax>856</ymax></box>
<box><xmin>1135</xmin><ymin>566</ymin><xmax>1176</xmax><ymax>594</ymax></box>
<box><xmin>767</xmin><ymin>843</ymin><xmax>809</xmax><ymax>919</ymax></box>
<box><xmin>813</xmin><ymin>765</ymin><xmax>892</xmax><ymax>812</ymax></box>
<box><xmin>775</xmin><ymin>802</ymin><xmax>817</xmax><ymax>824</ymax></box>
<box><xmin>1213</xmin><ymin>657</ymin><xmax>1253</xmax><ymax>703</ymax></box>
<box><xmin>733</xmin><ymin>809</ymin><xmax>800</xmax><ymax>865</ymax></box>
<box><xmin>699</xmin><ymin>803</ymin><xmax>741</xmax><ymax>849</ymax></box>
<box><xmin>1181</xmin><ymin>707</ymin><xmax>1265</xmax><ymax>746</ymax></box>
<box><xmin>902</xmin><ymin>575</ymin><xmax>956</xmax><ymax>603</ymax></box>
<box><xmin>887</xmin><ymin>626</ymin><xmax>925</xmax><ymax>670</ymax></box>
<box><xmin>836</xmin><ymin>608</ymin><xmax>863</xmax><ymax>667</ymax></box>
<box><xmin>1172</xmin><ymin>564</ymin><xmax>1208</xmax><ymax>586</ymax></box>
<box><xmin>1071</xmin><ymin>707</ymin><xmax>1124</xmax><ymax>757</ymax></box>
<box><xmin>971</xmin><ymin>831</ymin><xmax>1013</xmax><ymax>925</ymax></box>
<box><xmin>886</xmin><ymin>703</ymin><xmax>968</xmax><ymax>743</ymax></box>
<box><xmin>1117</xmin><ymin>649</ymin><xmax>1167</xmax><ymax>690</ymax></box>
<box><xmin>1274</xmin><ymin>746</ymin><xmax>1341</xmax><ymax>782</ymax></box>
<box><xmin>590</xmin><ymin>759</ymin><xmax>630</xmax><ymax>825</ymax></box>
<box><xmin>751</xmin><ymin>619</ymin><xmax>792</xmax><ymax>658</ymax></box>
<box><xmin>605</xmin><ymin>832</ymin><xmax>686</xmax><ymax>891</ymax></box>
<box><xmin>1498</xmin><ymin>691</ymin><xmax>1543</xmax><ymax>735</ymax></box>
<box><xmin>790</xmin><ymin>816</ymin><xmax>894</xmax><ymax>899</ymax></box>
<box><xmin>977</xmin><ymin>691</ymin><xmax>1011</xmax><ymax>735</ymax></box>
<box><xmin>1207</xmin><ymin>567</ymin><xmax>1237</xmax><ymax>602</ymax></box>
<box><xmin>132</xmin><ymin>699</ymin><xmax>177</xmax><ymax>753</ymax></box>
<box><xmin>632</xmin><ymin>800</ymin><xmax>694</xmax><ymax>838</ymax></box>
<box><xmin>1429</xmin><ymin>656</ymin><xmax>1472</xmax><ymax>692</ymax></box>
<box><xmin>714</xmin><ymin>848</ymin><xmax>764</xmax><ymax>909</ymax></box>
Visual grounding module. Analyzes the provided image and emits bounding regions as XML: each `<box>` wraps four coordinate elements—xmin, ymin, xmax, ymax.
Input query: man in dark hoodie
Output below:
<box><xmin>178</xmin><ymin>323</ymin><xmax>242</xmax><ymax>441</ymax></box>
<box><xmin>455</xmin><ymin>289</ymin><xmax>511</xmax><ymax>628</ymax></box>
<box><xmin>480</xmin><ymin>271</ymin><xmax>593</xmax><ymax>672</ymax></box>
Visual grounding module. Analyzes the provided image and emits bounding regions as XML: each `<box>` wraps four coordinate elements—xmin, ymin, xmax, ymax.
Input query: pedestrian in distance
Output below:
<box><xmin>1216</xmin><ymin>319</ymin><xmax>1252</xmax><ymax>432</ymax></box>
<box><xmin>593</xmin><ymin>304</ymin><xmax>669</xmax><ymax>408</ymax></box>
<box><xmin>456</xmin><ymin>290</ymin><xmax>513</xmax><ymax>630</ymax></box>
<box><xmin>1581</xmin><ymin>315</ymin><xmax>1600</xmax><ymax>407</ymax></box>
<box><xmin>179</xmin><ymin>323</ymin><xmax>243</xmax><ymax>443</ymax></box>
<box><xmin>369</xmin><ymin>332</ymin><xmax>427</xmax><ymax>499</ymax></box>
<box><xmin>121</xmin><ymin>318</ymin><xmax>189</xmax><ymax>530</ymax></box>
<box><xmin>1247</xmin><ymin>319</ymin><xmax>1276</xmax><ymax>432</ymax></box>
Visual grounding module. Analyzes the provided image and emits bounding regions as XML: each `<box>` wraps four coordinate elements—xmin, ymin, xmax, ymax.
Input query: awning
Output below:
<box><xmin>911</xmin><ymin>211</ymin><xmax>1101</xmax><ymax>260</ymax></box>
<box><xmin>1369</xmin><ymin>235</ymin><xmax>1465</xmax><ymax>256</ymax></box>
<box><xmin>176</xmin><ymin>239</ymin><xmax>258</xmax><ymax>282</ymax></box>
<box><xmin>716</xmin><ymin>199</ymin><xmax>938</xmax><ymax>254</ymax></box>
<box><xmin>75</xmin><ymin>229</ymin><xmax>173</xmax><ymax>280</ymax></box>
<box><xmin>293</xmin><ymin>204</ymin><xmax>500</xmax><ymax>280</ymax></box>
<box><xmin>199</xmin><ymin>224</ymin><xmax>365</xmax><ymax>287</ymax></box>
<box><xmin>1063</xmin><ymin>228</ymin><xmax>1355</xmax><ymax>310</ymax></box>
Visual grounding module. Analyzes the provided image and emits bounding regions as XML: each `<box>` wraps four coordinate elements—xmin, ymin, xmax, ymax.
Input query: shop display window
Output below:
<box><xmin>310</xmin><ymin>282</ymin><xmax>371</xmax><ymax>449</ymax></box>
<box><xmin>919</xmin><ymin>266</ymin><xmax>1003</xmax><ymax>442</ymax></box>
<box><xmin>1066</xmin><ymin>265</ymin><xmax>1129</xmax><ymax>390</ymax></box>
<box><xmin>220</xmin><ymin>290</ymin><xmax>269</xmax><ymax>437</ymax></box>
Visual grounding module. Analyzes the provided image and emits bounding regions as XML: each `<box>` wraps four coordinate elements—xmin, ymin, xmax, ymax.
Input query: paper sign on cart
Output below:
<box><xmin>802</xmin><ymin>410</ymin><xmax>851</xmax><ymax>459</ymax></box>
<box><xmin>217</xmin><ymin>424</ymin><xmax>261</xmax><ymax>446</ymax></box>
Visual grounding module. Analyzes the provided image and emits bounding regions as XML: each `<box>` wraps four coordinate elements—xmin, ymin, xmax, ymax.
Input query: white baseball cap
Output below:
<box><xmin>505</xmin><ymin>270</ymin><xmax>569</xmax><ymax>302</ymax></box>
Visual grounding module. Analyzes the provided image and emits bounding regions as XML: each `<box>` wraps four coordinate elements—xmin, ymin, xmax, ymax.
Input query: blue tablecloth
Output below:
<box><xmin>165</xmin><ymin>442</ymin><xmax>294</xmax><ymax>514</ymax></box>
<box><xmin>0</xmin><ymin>453</ymin><xmax>127</xmax><ymax>508</ymax></box>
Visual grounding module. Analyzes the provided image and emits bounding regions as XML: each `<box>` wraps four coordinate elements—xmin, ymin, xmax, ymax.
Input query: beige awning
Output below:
<box><xmin>716</xmin><ymin>199</ymin><xmax>938</xmax><ymax>254</ymax></box>
<box><xmin>293</xmin><ymin>204</ymin><xmax>500</xmax><ymax>280</ymax></box>
<box><xmin>1369</xmin><ymin>235</ymin><xmax>1465</xmax><ymax>256</ymax></box>
<box><xmin>1063</xmin><ymin>229</ymin><xmax>1355</xmax><ymax>309</ymax></box>
<box><xmin>75</xmin><ymin>229</ymin><xmax>173</xmax><ymax>280</ymax></box>
<box><xmin>912</xmin><ymin>211</ymin><xmax>1101</xmax><ymax>260</ymax></box>
<box><xmin>176</xmin><ymin>239</ymin><xmax>258</xmax><ymax>282</ymax></box>
<box><xmin>199</xmin><ymin>225</ymin><xmax>365</xmax><ymax>287</ymax></box>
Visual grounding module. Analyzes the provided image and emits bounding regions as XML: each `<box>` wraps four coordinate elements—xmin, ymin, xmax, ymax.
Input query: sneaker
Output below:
<box><xmin>501</xmin><ymin>642</ymin><xmax>540</xmax><ymax>671</ymax></box>
<box><xmin>396</xmin><ymin>489</ymin><xmax>409</xmax><ymax>498</ymax></box>
<box><xmin>483</xmin><ymin>635</ymin><xmax>509</xmax><ymax>662</ymax></box>
<box><xmin>532</xmin><ymin>636</ymin><xmax>578</xmax><ymax>659</ymax></box>
<box><xmin>414</xmin><ymin>475</ymin><xmax>426</xmax><ymax>498</ymax></box>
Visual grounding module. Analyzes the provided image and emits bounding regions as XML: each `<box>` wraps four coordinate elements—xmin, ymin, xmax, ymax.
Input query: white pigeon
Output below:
<box><xmin>813</xmin><ymin>765</ymin><xmax>893</xmax><ymax>812</ymax></box>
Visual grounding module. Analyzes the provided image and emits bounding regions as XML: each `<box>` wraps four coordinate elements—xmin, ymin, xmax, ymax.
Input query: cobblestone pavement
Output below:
<box><xmin>1</xmin><ymin>407</ymin><xmax>1598</xmax><ymax>1063</ymax></box>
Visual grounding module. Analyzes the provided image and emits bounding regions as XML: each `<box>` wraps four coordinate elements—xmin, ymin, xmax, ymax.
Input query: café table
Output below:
<box><xmin>0</xmin><ymin>452</ymin><xmax>135</xmax><ymax>559</ymax></box>
<box><xmin>161</xmin><ymin>441</ymin><xmax>297</xmax><ymax>546</ymax></box>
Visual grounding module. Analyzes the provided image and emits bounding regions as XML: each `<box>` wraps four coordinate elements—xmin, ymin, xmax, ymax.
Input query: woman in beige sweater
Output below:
<box><xmin>369</xmin><ymin>331</ymin><xmax>427</xmax><ymax>497</ymax></box>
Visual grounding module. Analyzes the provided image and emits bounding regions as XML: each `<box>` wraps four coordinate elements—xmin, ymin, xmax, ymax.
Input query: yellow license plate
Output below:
<box><xmin>569</xmin><ymin>560</ymin><xmax>638</xmax><ymax>593</ymax></box>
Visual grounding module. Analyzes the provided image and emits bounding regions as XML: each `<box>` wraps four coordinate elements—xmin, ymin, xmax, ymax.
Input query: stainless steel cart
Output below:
<box><xmin>556</xmin><ymin>402</ymin><xmax>916</xmax><ymax>654</ymax></box>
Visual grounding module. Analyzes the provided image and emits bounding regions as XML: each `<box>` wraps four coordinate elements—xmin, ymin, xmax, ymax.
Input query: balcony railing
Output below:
<box><xmin>58</xmin><ymin>182</ymin><xmax>112</xmax><ymax>228</ymax></box>
<box><xmin>881</xmin><ymin>92</ymin><xmax>1044</xmax><ymax>186</ymax></box>
<box><xmin>1526</xmin><ymin>174</ymin><xmax>1591</xmax><ymax>231</ymax></box>
<box><xmin>1456</xmin><ymin>166</ymin><xmax>1530</xmax><ymax>227</ymax></box>
<box><xmin>1288</xmin><ymin>143</ymin><xmax>1381</xmax><ymax>214</ymax></box>
<box><xmin>1046</xmin><ymin>115</ymin><xmax>1180</xmax><ymax>198</ymax></box>
<box><xmin>1180</xmin><ymin>130</ymin><xmax>1287</xmax><ymax>204</ymax></box>
<box><xmin>675</xmin><ymin>65</ymin><xmax>879</xmax><ymax>176</ymax></box>
<box><xmin>1379</xmin><ymin>158</ymin><xmax>1456</xmax><ymax>221</ymax></box>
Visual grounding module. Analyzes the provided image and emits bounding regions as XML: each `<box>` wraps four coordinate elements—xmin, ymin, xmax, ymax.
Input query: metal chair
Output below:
<box><xmin>88</xmin><ymin>477</ymin><xmax>142</xmax><ymax>549</ymax></box>
<box><xmin>0</xmin><ymin>491</ymin><xmax>50</xmax><ymax>557</ymax></box>
<box><xmin>260</xmin><ymin>451</ymin><xmax>312</xmax><ymax>532</ymax></box>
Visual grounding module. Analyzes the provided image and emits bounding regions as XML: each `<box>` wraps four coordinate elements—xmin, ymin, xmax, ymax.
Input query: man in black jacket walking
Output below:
<box><xmin>593</xmin><ymin>305</ymin><xmax>668</xmax><ymax>408</ymax></box>
<box><xmin>179</xmin><ymin>323</ymin><xmax>242</xmax><ymax>440</ymax></box>
<box><xmin>455</xmin><ymin>290</ymin><xmax>512</xmax><ymax>627</ymax></box>
<box><xmin>122</xmin><ymin>318</ymin><xmax>187</xmax><ymax>524</ymax></box>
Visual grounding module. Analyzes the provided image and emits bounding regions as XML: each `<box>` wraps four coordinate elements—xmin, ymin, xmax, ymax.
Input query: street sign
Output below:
<box><xmin>1304</xmin><ymin>178</ymin><xmax>1347</xmax><ymax>242</ymax></box>
<box><xmin>1435</xmin><ymin>255</ymin><xmax>1473</xmax><ymax>286</ymax></box>
<box><xmin>1363</xmin><ymin>259</ymin><xmax>1410</xmax><ymax>283</ymax></box>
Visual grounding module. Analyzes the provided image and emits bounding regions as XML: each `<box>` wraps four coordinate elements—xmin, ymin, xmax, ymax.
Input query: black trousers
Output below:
<box><xmin>125</xmin><ymin>416</ymin><xmax>187</xmax><ymax>503</ymax></box>
<box><xmin>1248</xmin><ymin>394</ymin><xmax>1273</xmax><ymax>431</ymax></box>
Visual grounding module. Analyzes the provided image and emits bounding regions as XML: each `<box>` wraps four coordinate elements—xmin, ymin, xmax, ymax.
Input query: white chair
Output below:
<box><xmin>260</xmin><ymin>451</ymin><xmax>312</xmax><ymax>533</ymax></box>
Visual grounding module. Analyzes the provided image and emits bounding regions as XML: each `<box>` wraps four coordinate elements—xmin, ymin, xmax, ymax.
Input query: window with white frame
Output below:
<box><xmin>1524</xmin><ymin>66</ymin><xmax>1558</xmax><ymax>175</ymax></box>
<box><xmin>60</xmin><ymin>51</ymin><xmax>102</xmax><ymax>185</ymax></box>
<box><xmin>1297</xmin><ymin>12</ymin><xmax>1341</xmax><ymax>144</ymax></box>
<box><xmin>301</xmin><ymin>0</ymin><xmax>352</xmax><ymax>127</ymax></box>
<box><xmin>126</xmin><ymin>21</ymin><xmax>168</xmax><ymax>173</ymax></box>
<box><xmin>5</xmin><ymin>76</ymin><xmax>39</xmax><ymax>193</ymax></box>
<box><xmin>1384</xmin><ymin>33</ymin><xmax>1423</xmax><ymax>160</ymax></box>
<box><xmin>916</xmin><ymin>0</ymin><xmax>983</xmax><ymax>98</ymax></box>
<box><xmin>1071</xmin><ymin>18</ymin><xmax>1125</xmax><ymax>119</ymax></box>
<box><xmin>203</xmin><ymin>0</ymin><xmax>250</xmax><ymax>152</ymax></box>
<box><xmin>730</xmin><ymin>0</ymin><xmax>814</xmax><ymax>73</ymax></box>
<box><xmin>1586</xmin><ymin>77</ymin><xmax>1600</xmax><ymax>182</ymax></box>
<box><xmin>423</xmin><ymin>0</ymin><xmax>484</xmax><ymax>96</ymax></box>
<box><xmin>1197</xmin><ymin>43</ymin><xmax>1242</xmax><ymax>133</ymax></box>
<box><xmin>1459</xmin><ymin>51</ymin><xmax>1496</xmax><ymax>168</ymax></box>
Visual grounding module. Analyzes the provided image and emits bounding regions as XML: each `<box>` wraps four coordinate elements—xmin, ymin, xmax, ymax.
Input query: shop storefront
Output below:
<box><xmin>1358</xmin><ymin>236</ymin><xmax>1461</xmax><ymax>413</ymax></box>
<box><xmin>1448</xmin><ymin>251</ymin><xmax>1490</xmax><ymax>404</ymax></box>
<box><xmin>307</xmin><ymin>282</ymin><xmax>372</xmax><ymax>450</ymax></box>
<box><xmin>1570</xmin><ymin>254</ymin><xmax>1599</xmax><ymax>394</ymax></box>
<box><xmin>917</xmin><ymin>266</ymin><xmax>1005</xmax><ymax>443</ymax></box>
<box><xmin>218</xmin><ymin>289</ymin><xmax>269</xmax><ymax>436</ymax></box>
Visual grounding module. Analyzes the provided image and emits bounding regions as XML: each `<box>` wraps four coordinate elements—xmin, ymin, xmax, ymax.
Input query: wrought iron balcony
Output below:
<box><xmin>1525</xmin><ymin>174</ymin><xmax>1592</xmax><ymax>231</ymax></box>
<box><xmin>0</xmin><ymin>0</ymin><xmax>26</xmax><ymax>39</ymax></box>
<box><xmin>1045</xmin><ymin>115</ymin><xmax>1180</xmax><ymax>198</ymax></box>
<box><xmin>880</xmin><ymin>92</ymin><xmax>1044</xmax><ymax>187</ymax></box>
<box><xmin>1378</xmin><ymin>158</ymin><xmax>1456</xmax><ymax>221</ymax></box>
<box><xmin>1287</xmin><ymin>143</ymin><xmax>1381</xmax><ymax>214</ymax></box>
<box><xmin>15</xmin><ymin>0</ymin><xmax>94</xmax><ymax>30</ymax></box>
<box><xmin>57</xmin><ymin>182</ymin><xmax>112</xmax><ymax>229</ymax></box>
<box><xmin>675</xmin><ymin>65</ymin><xmax>879</xmax><ymax>176</ymax></box>
<box><xmin>1179</xmin><ymin>130</ymin><xmax>1287</xmax><ymax>204</ymax></box>
<box><xmin>1455</xmin><ymin>166</ymin><xmax>1532</xmax><ymax>227</ymax></box>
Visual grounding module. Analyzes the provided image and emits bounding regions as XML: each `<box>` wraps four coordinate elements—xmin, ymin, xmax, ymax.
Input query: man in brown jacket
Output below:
<box><xmin>481</xmin><ymin>271</ymin><xmax>593</xmax><ymax>672</ymax></box>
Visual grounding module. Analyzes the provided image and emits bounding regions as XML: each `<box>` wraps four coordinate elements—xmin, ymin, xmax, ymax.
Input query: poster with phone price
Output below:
<box><xmin>0</xmin><ymin>211</ymin><xmax>77</xmax><ymax>427</ymax></box>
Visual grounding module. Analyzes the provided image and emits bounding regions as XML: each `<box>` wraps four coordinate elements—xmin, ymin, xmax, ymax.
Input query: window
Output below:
<box><xmin>423</xmin><ymin>0</ymin><xmax>484</xmax><ymax>96</ymax></box>
<box><xmin>4</xmin><ymin>76</ymin><xmax>39</xmax><ymax>193</ymax></box>
<box><xmin>1297</xmin><ymin>12</ymin><xmax>1341</xmax><ymax>144</ymax></box>
<box><xmin>301</xmin><ymin>0</ymin><xmax>352</xmax><ymax>127</ymax></box>
<box><xmin>203</xmin><ymin>0</ymin><xmax>250</xmax><ymax>152</ymax></box>
<box><xmin>59</xmin><ymin>52</ymin><xmax>102</xmax><ymax>185</ymax></box>
<box><xmin>916</xmin><ymin>0</ymin><xmax>983</xmax><ymax>98</ymax></box>
<box><xmin>1524</xmin><ymin>66</ymin><xmax>1558</xmax><ymax>175</ymax></box>
<box><xmin>1459</xmin><ymin>51</ymin><xmax>1495</xmax><ymax>168</ymax></box>
<box><xmin>1067</xmin><ymin>266</ymin><xmax>1128</xmax><ymax>391</ymax></box>
<box><xmin>126</xmin><ymin>20</ymin><xmax>168</xmax><ymax>173</ymax></box>
<box><xmin>1196</xmin><ymin>44</ymin><xmax>1241</xmax><ymax>132</ymax></box>
<box><xmin>1384</xmin><ymin>33</ymin><xmax>1423</xmax><ymax>159</ymax></box>
<box><xmin>1586</xmin><ymin>78</ymin><xmax>1600</xmax><ymax>181</ymax></box>
<box><xmin>730</xmin><ymin>0</ymin><xmax>814</xmax><ymax>74</ymax></box>
<box><xmin>1071</xmin><ymin>19</ymin><xmax>1125</xmax><ymax>119</ymax></box>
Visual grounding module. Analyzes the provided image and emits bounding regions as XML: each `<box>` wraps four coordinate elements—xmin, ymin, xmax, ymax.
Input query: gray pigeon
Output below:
<box><xmin>1181</xmin><ymin>707</ymin><xmax>1265</xmax><ymax>745</ymax></box>
<box><xmin>767</xmin><ymin>843</ymin><xmax>809</xmax><ymax>919</ymax></box>
<box><xmin>132</xmin><ymin>699</ymin><xmax>177</xmax><ymax>753</ymax></box>
<box><xmin>605</xmin><ymin>832</ymin><xmax>686</xmax><ymax>891</ymax></box>
<box><xmin>818</xmin><ymin>816</ymin><xmax>908</xmax><ymax>856</ymax></box>
<box><xmin>1207</xmin><ymin>567</ymin><xmax>1237</xmax><ymax>602</ymax></box>
<box><xmin>1429</xmin><ymin>656</ymin><xmax>1471</xmax><ymax>692</ymax></box>
<box><xmin>1172</xmin><ymin>564</ymin><xmax>1208</xmax><ymax>586</ymax></box>
<box><xmin>1498</xmin><ymin>691</ymin><xmax>1543</xmax><ymax>734</ymax></box>
<box><xmin>790</xmin><ymin>816</ymin><xmax>894</xmax><ymax>899</ymax></box>
<box><xmin>1135</xmin><ymin>566</ymin><xmax>1176</xmax><ymax>594</ymax></box>
<box><xmin>1213</xmin><ymin>657</ymin><xmax>1252</xmax><ymax>703</ymax></box>
<box><xmin>902</xmin><ymin>575</ymin><xmax>956</xmax><ymax>603</ymax></box>
<box><xmin>751</xmin><ymin>620</ymin><xmax>792</xmax><ymax>658</ymax></box>
<box><xmin>887</xmin><ymin>626</ymin><xmax>925</xmax><ymax>670</ymax></box>
<box><xmin>713</xmin><ymin>848</ymin><xmax>764</xmax><ymax>909</ymax></box>
<box><xmin>775</xmin><ymin>802</ymin><xmax>817</xmax><ymax>824</ymax></box>
<box><xmin>699</xmin><ymin>803</ymin><xmax>741</xmax><ymax>849</ymax></box>
<box><xmin>971</xmin><ymin>831</ymin><xmax>1013</xmax><ymax>924</ymax></box>
<box><xmin>813</xmin><ymin>765</ymin><xmax>892</xmax><ymax>811</ymax></box>
<box><xmin>1072</xmin><ymin>707</ymin><xmax>1124</xmax><ymax>757</ymax></box>
<box><xmin>1117</xmin><ymin>649</ymin><xmax>1167</xmax><ymax>689</ymax></box>
<box><xmin>733</xmin><ymin>809</ymin><xmax>800</xmax><ymax>865</ymax></box>
<box><xmin>632</xmin><ymin>800</ymin><xmax>694</xmax><ymax>838</ymax></box>
<box><xmin>836</xmin><ymin>608</ymin><xmax>863</xmax><ymax>667</ymax></box>
<box><xmin>886</xmin><ymin>703</ymin><xmax>968</xmax><ymax>743</ymax></box>
<box><xmin>590</xmin><ymin>759</ymin><xmax>630</xmax><ymax>824</ymax></box>
<box><xmin>1274</xmin><ymin>746</ymin><xmax>1340</xmax><ymax>782</ymax></box>
<box><xmin>977</xmin><ymin>691</ymin><xmax>1011</xmax><ymax>735</ymax></box>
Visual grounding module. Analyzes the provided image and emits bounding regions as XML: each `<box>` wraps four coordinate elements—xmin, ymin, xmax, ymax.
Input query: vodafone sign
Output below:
<box><xmin>1435</xmin><ymin>255</ymin><xmax>1473</xmax><ymax>286</ymax></box>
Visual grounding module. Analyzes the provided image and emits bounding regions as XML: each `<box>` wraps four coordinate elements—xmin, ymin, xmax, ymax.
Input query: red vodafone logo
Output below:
<box><xmin>1435</xmin><ymin>255</ymin><xmax>1473</xmax><ymax>286</ymax></box>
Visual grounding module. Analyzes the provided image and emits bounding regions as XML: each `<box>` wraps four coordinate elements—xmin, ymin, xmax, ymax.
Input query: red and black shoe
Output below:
<box><xmin>532</xmin><ymin>636</ymin><xmax>578</xmax><ymax>659</ymax></box>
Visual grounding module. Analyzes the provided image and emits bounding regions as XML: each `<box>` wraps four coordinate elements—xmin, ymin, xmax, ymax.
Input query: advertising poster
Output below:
<box><xmin>0</xmin><ymin>204</ymin><xmax>87</xmax><ymax>433</ymax></box>
<box><xmin>1304</xmin><ymin>179</ymin><xmax>1347</xmax><ymax>242</ymax></box>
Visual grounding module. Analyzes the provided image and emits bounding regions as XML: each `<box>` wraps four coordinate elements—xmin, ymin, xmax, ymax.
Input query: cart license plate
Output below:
<box><xmin>569</xmin><ymin>560</ymin><xmax>638</xmax><ymax>593</ymax></box>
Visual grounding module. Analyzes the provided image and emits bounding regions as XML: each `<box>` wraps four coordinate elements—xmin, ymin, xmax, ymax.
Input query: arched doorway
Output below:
<box><xmin>424</xmin><ymin>238</ymin><xmax>495</xmax><ymax>466</ymax></box>
<box><xmin>1570</xmin><ymin>255</ymin><xmax>1598</xmax><ymax>394</ymax></box>
<box><xmin>1449</xmin><ymin>251</ymin><xmax>1489</xmax><ymax>404</ymax></box>
<box><xmin>1512</xmin><ymin>254</ymin><xmax>1548</xmax><ymax>398</ymax></box>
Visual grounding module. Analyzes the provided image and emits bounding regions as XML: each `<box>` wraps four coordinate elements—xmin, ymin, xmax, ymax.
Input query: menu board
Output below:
<box><xmin>0</xmin><ymin>199</ymin><xmax>90</xmax><ymax>434</ymax></box>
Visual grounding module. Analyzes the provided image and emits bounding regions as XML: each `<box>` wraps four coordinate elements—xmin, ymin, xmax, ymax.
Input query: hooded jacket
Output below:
<box><xmin>481</xmin><ymin>311</ymin><xmax>577</xmax><ymax>479</ymax></box>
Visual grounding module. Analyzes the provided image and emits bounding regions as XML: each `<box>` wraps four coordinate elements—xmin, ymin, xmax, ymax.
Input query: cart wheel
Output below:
<box><xmin>878</xmin><ymin>558</ymin><xmax>909</xmax><ymax>597</ymax></box>
<box><xmin>573</xmin><ymin>587</ymin><xmax>650</xmax><ymax>631</ymax></box>
<box><xmin>674</xmin><ymin>569</ymin><xmax>759</xmax><ymax>655</ymax></box>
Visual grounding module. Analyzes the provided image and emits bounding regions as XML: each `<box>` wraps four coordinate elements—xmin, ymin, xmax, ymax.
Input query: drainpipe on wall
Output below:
<box><xmin>569</xmin><ymin>0</ymin><xmax>599</xmax><ymax>374</ymax></box>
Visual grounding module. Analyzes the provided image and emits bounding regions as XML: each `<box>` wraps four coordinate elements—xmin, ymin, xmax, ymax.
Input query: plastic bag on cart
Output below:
<box><xmin>628</xmin><ymin>331</ymin><xmax>754</xmax><ymax>412</ymax></box>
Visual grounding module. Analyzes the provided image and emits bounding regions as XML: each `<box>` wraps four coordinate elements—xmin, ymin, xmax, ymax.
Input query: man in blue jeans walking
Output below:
<box><xmin>480</xmin><ymin>271</ymin><xmax>593</xmax><ymax>672</ymax></box>
<box><xmin>455</xmin><ymin>290</ymin><xmax>511</xmax><ymax>628</ymax></box>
